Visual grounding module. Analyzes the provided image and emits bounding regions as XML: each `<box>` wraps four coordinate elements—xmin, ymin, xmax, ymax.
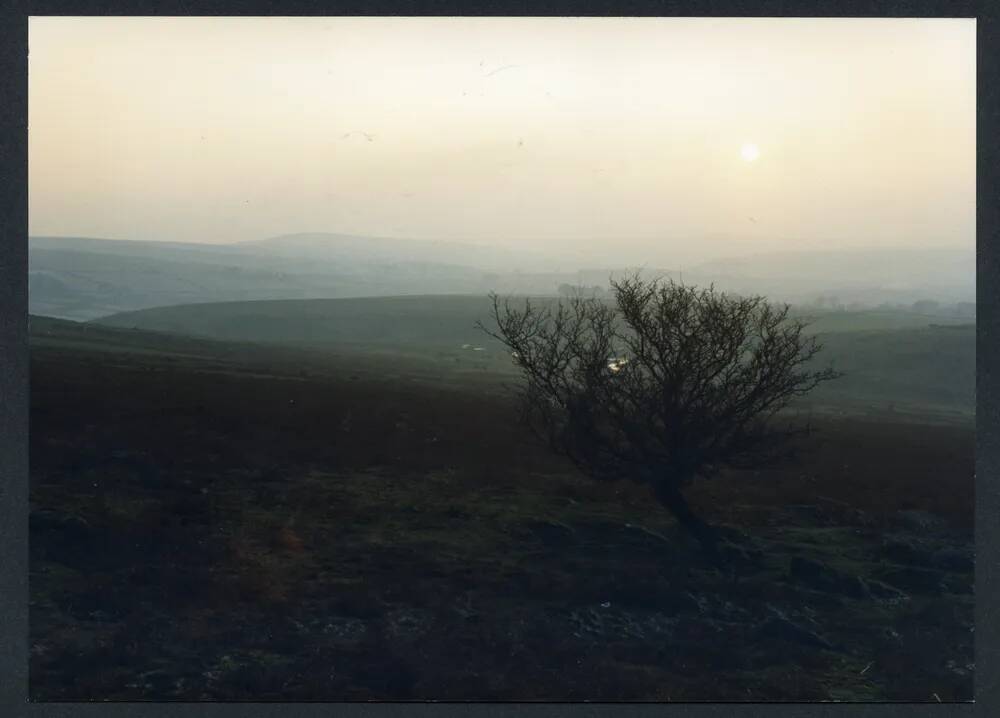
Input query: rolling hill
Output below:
<box><xmin>30</xmin><ymin>235</ymin><xmax>975</xmax><ymax>321</ymax></box>
<box><xmin>28</xmin><ymin>236</ymin><xmax>502</xmax><ymax>321</ymax></box>
<box><xmin>92</xmin><ymin>296</ymin><xmax>975</xmax><ymax>418</ymax></box>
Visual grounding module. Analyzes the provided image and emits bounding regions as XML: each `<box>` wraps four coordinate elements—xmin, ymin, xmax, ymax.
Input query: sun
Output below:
<box><xmin>740</xmin><ymin>143</ymin><xmax>761</xmax><ymax>162</ymax></box>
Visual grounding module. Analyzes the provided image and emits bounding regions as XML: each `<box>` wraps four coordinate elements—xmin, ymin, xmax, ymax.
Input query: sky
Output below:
<box><xmin>29</xmin><ymin>17</ymin><xmax>975</xmax><ymax>265</ymax></box>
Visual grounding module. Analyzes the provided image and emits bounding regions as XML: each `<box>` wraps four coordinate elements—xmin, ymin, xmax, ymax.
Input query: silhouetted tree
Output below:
<box><xmin>478</xmin><ymin>274</ymin><xmax>841</xmax><ymax>556</ymax></box>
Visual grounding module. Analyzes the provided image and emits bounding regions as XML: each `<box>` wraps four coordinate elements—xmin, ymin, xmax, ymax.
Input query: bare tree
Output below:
<box><xmin>477</xmin><ymin>274</ymin><xmax>841</xmax><ymax>556</ymax></box>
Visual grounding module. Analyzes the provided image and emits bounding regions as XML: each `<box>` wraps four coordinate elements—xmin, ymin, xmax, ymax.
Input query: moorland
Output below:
<box><xmin>29</xmin><ymin>292</ymin><xmax>974</xmax><ymax>701</ymax></box>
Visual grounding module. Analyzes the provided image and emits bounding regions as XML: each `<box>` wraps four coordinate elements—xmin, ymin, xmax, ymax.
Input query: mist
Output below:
<box><xmin>29</xmin><ymin>17</ymin><xmax>975</xmax><ymax>267</ymax></box>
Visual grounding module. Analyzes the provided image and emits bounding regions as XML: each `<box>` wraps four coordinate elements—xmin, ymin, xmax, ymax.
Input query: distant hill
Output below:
<box><xmin>238</xmin><ymin>232</ymin><xmax>581</xmax><ymax>272</ymax></box>
<box><xmin>95</xmin><ymin>295</ymin><xmax>503</xmax><ymax>349</ymax></box>
<box><xmin>29</xmin><ymin>235</ymin><xmax>602</xmax><ymax>320</ymax></box>
<box><xmin>94</xmin><ymin>295</ymin><xmax>971</xmax><ymax>344</ymax></box>
<box><xmin>94</xmin><ymin>296</ymin><xmax>974</xmax><ymax>417</ymax></box>
<box><xmin>29</xmin><ymin>246</ymin><xmax>348</xmax><ymax>321</ymax></box>
<box><xmin>689</xmin><ymin>247</ymin><xmax>975</xmax><ymax>305</ymax></box>
<box><xmin>30</xmin><ymin>235</ymin><xmax>975</xmax><ymax>320</ymax></box>
<box><xmin>28</xmin><ymin>236</ymin><xmax>539</xmax><ymax>320</ymax></box>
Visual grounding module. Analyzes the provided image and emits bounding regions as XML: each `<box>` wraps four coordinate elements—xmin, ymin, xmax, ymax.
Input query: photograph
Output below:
<box><xmin>27</xmin><ymin>16</ymin><xmax>975</xmax><ymax>701</ymax></box>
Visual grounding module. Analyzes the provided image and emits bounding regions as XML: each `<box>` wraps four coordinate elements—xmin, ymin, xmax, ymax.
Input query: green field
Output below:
<box><xmin>91</xmin><ymin>296</ymin><xmax>975</xmax><ymax>420</ymax></box>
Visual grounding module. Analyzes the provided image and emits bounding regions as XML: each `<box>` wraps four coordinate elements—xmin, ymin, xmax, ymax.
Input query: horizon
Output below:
<box><xmin>28</xmin><ymin>231</ymin><xmax>975</xmax><ymax>271</ymax></box>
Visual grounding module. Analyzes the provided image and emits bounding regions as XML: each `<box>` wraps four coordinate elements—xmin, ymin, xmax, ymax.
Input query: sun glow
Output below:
<box><xmin>740</xmin><ymin>143</ymin><xmax>761</xmax><ymax>162</ymax></box>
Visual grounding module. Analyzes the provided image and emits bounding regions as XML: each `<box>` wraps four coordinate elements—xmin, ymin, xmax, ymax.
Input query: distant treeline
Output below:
<box><xmin>802</xmin><ymin>296</ymin><xmax>975</xmax><ymax>318</ymax></box>
<box><xmin>553</xmin><ymin>283</ymin><xmax>976</xmax><ymax>318</ymax></box>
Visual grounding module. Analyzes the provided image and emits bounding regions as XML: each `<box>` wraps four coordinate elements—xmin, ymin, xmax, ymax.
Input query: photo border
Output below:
<box><xmin>1</xmin><ymin>3</ymin><xmax>995</xmax><ymax>718</ymax></box>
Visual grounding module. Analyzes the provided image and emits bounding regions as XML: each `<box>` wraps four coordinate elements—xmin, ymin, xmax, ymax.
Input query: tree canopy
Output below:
<box><xmin>479</xmin><ymin>274</ymin><xmax>841</xmax><ymax>553</ymax></box>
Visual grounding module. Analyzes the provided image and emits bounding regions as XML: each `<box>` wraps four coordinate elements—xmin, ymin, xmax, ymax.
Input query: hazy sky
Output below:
<box><xmin>29</xmin><ymin>17</ymin><xmax>975</xmax><ymax>264</ymax></box>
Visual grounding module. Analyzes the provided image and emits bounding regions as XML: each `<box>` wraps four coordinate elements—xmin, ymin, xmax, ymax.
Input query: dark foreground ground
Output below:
<box><xmin>29</xmin><ymin>337</ymin><xmax>974</xmax><ymax>701</ymax></box>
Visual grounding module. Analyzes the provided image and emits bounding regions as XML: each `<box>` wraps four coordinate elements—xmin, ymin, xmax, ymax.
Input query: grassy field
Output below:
<box><xmin>92</xmin><ymin>296</ymin><xmax>975</xmax><ymax>419</ymax></box>
<box><xmin>29</xmin><ymin>317</ymin><xmax>973</xmax><ymax>701</ymax></box>
<box><xmin>94</xmin><ymin>295</ymin><xmax>973</xmax><ymax>341</ymax></box>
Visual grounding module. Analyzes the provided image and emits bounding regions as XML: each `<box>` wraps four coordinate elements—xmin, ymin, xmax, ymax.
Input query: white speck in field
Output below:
<box><xmin>607</xmin><ymin>357</ymin><xmax>629</xmax><ymax>373</ymax></box>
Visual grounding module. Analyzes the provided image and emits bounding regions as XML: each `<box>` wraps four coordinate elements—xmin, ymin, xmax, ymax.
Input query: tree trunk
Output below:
<box><xmin>653</xmin><ymin>482</ymin><xmax>720</xmax><ymax>556</ymax></box>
